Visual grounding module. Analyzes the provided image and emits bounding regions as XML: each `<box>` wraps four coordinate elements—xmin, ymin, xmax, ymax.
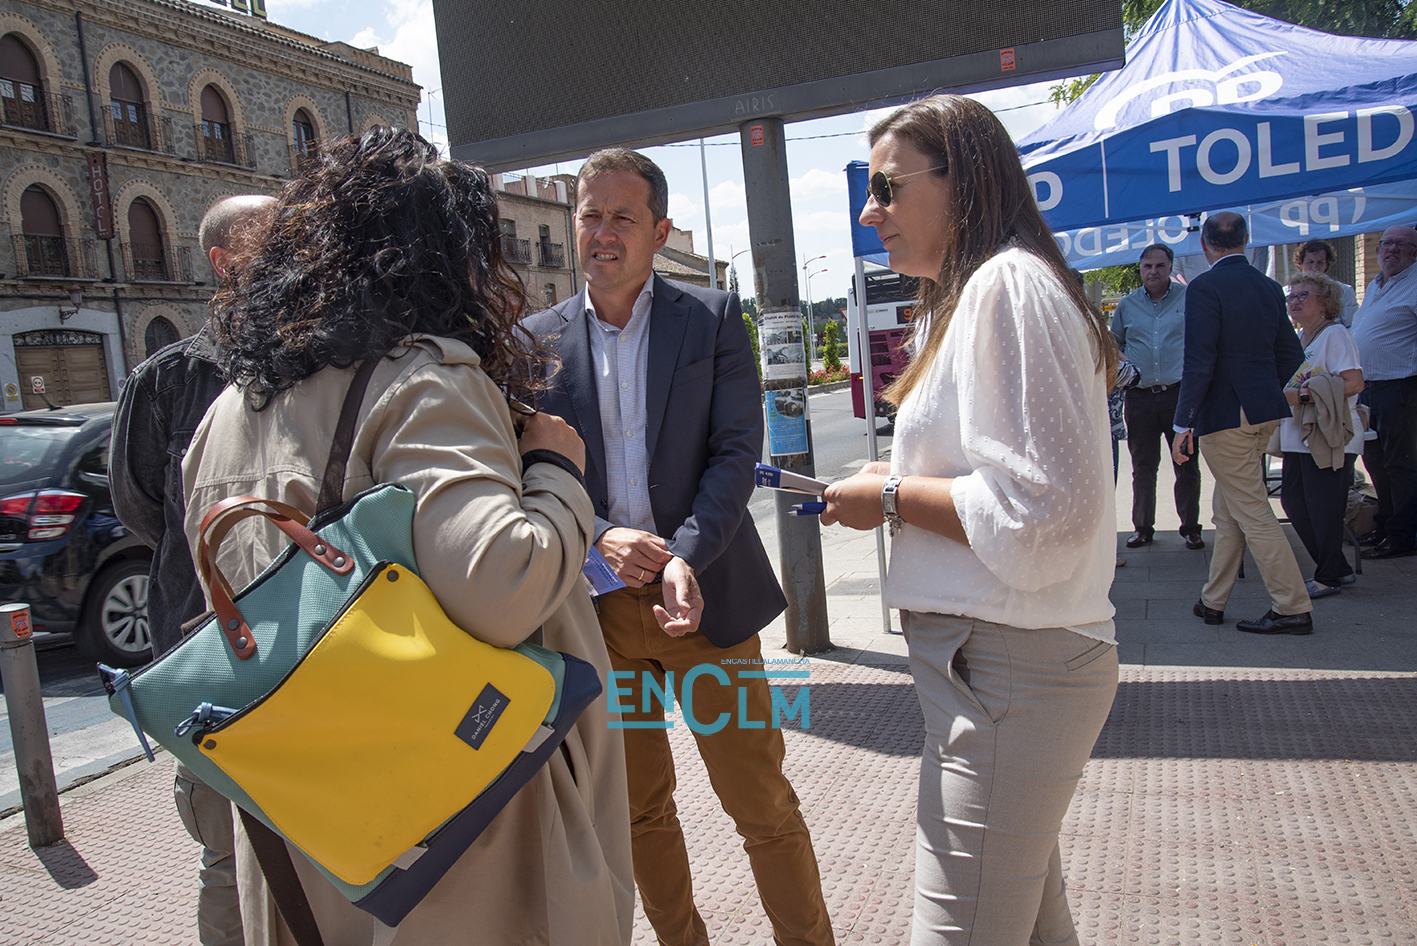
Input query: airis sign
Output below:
<box><xmin>1025</xmin><ymin>55</ymin><xmax>1417</xmax><ymax>231</ymax></box>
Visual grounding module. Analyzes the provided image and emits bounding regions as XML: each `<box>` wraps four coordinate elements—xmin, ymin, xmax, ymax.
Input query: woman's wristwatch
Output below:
<box><xmin>882</xmin><ymin>474</ymin><xmax>906</xmax><ymax>536</ymax></box>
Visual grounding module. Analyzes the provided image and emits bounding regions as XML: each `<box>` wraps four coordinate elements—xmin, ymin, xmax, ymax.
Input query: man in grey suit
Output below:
<box><xmin>521</xmin><ymin>148</ymin><xmax>834</xmax><ymax>946</ymax></box>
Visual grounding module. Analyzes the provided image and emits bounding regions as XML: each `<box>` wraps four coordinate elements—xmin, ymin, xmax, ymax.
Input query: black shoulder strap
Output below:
<box><xmin>316</xmin><ymin>359</ymin><xmax>380</xmax><ymax>514</ymax></box>
<box><xmin>240</xmin><ymin>808</ymin><xmax>327</xmax><ymax>946</ymax></box>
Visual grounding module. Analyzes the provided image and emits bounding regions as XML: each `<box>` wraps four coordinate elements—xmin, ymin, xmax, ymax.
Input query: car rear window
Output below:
<box><xmin>1</xmin><ymin>427</ymin><xmax>77</xmax><ymax>489</ymax></box>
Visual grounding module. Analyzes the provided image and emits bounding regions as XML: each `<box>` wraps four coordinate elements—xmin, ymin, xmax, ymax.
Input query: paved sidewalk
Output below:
<box><xmin>2</xmin><ymin>446</ymin><xmax>1416</xmax><ymax>944</ymax></box>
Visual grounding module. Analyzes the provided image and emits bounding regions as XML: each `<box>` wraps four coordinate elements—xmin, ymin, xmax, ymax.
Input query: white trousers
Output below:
<box><xmin>902</xmin><ymin>611</ymin><xmax>1119</xmax><ymax>946</ymax></box>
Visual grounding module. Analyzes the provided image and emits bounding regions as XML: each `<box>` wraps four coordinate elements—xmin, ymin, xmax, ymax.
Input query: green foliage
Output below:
<box><xmin>1050</xmin><ymin>0</ymin><xmax>1416</xmax><ymax>107</ymax></box>
<box><xmin>1091</xmin><ymin>264</ymin><xmax>1142</xmax><ymax>297</ymax></box>
<box><xmin>743</xmin><ymin>309</ymin><xmax>761</xmax><ymax>381</ymax></box>
<box><xmin>822</xmin><ymin>319</ymin><xmax>842</xmax><ymax>371</ymax></box>
<box><xmin>741</xmin><ymin>295</ymin><xmax>759</xmax><ymax>319</ymax></box>
<box><xmin>728</xmin><ymin>264</ymin><xmax>741</xmax><ymax>298</ymax></box>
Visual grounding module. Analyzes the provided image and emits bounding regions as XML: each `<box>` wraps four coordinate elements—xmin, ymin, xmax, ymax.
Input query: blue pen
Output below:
<box><xmin>790</xmin><ymin>501</ymin><xmax>826</xmax><ymax>516</ymax></box>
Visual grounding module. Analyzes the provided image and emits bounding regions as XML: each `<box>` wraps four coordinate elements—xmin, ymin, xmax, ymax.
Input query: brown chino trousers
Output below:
<box><xmin>597</xmin><ymin>584</ymin><xmax>834</xmax><ymax>946</ymax></box>
<box><xmin>1197</xmin><ymin>411</ymin><xmax>1311</xmax><ymax>616</ymax></box>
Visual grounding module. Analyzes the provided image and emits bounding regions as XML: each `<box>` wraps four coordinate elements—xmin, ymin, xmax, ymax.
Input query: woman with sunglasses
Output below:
<box><xmin>1277</xmin><ymin>272</ymin><xmax>1366</xmax><ymax>598</ymax></box>
<box><xmin>821</xmin><ymin>95</ymin><xmax>1119</xmax><ymax>945</ymax></box>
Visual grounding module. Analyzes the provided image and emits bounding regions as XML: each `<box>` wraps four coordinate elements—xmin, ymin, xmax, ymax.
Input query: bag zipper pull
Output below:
<box><xmin>97</xmin><ymin>664</ymin><xmax>155</xmax><ymax>763</ymax></box>
<box><xmin>174</xmin><ymin>702</ymin><xmax>239</xmax><ymax>740</ymax></box>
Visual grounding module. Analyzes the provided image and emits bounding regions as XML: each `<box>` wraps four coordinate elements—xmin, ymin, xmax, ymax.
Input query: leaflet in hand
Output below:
<box><xmin>583</xmin><ymin>547</ymin><xmax>627</xmax><ymax>596</ymax></box>
<box><xmin>755</xmin><ymin>463</ymin><xmax>828</xmax><ymax>496</ymax></box>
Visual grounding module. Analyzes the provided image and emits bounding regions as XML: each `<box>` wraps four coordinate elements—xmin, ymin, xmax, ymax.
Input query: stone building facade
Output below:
<box><xmin>0</xmin><ymin>0</ymin><xmax>418</xmax><ymax>411</ymax></box>
<box><xmin>493</xmin><ymin>171</ymin><xmax>578</xmax><ymax>310</ymax></box>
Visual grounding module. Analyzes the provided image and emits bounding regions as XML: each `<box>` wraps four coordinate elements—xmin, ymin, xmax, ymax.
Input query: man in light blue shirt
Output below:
<box><xmin>1351</xmin><ymin>225</ymin><xmax>1417</xmax><ymax>558</ymax></box>
<box><xmin>1111</xmin><ymin>243</ymin><xmax>1203</xmax><ymax>550</ymax></box>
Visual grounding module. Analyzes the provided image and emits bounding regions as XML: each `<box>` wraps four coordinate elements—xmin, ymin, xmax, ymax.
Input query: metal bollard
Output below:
<box><xmin>0</xmin><ymin>603</ymin><xmax>64</xmax><ymax>847</ymax></box>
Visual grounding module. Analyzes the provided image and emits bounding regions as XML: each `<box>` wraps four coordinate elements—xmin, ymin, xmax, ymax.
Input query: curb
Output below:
<box><xmin>808</xmin><ymin>379</ymin><xmax>852</xmax><ymax>395</ymax></box>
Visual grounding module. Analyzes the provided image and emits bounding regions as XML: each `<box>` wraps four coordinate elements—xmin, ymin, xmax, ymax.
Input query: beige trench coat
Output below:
<box><xmin>181</xmin><ymin>336</ymin><xmax>634</xmax><ymax>946</ymax></box>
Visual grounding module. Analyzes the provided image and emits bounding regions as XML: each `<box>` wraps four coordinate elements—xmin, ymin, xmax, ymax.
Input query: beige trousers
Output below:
<box><xmin>1198</xmin><ymin>413</ymin><xmax>1311</xmax><ymax>616</ymax></box>
<box><xmin>903</xmin><ymin>611</ymin><xmax>1119</xmax><ymax>946</ymax></box>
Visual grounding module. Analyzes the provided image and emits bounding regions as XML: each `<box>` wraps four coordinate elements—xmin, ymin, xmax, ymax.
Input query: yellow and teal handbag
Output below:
<box><xmin>101</xmin><ymin>360</ymin><xmax>602</xmax><ymax>932</ymax></box>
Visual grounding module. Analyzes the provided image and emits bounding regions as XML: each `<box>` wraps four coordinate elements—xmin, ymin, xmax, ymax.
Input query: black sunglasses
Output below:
<box><xmin>867</xmin><ymin>165</ymin><xmax>948</xmax><ymax>207</ymax></box>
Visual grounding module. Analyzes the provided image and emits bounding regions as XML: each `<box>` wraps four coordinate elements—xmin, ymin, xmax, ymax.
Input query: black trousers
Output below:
<box><xmin>1359</xmin><ymin>376</ymin><xmax>1417</xmax><ymax>544</ymax></box>
<box><xmin>1280</xmin><ymin>452</ymin><xmax>1356</xmax><ymax>585</ymax></box>
<box><xmin>1124</xmin><ymin>386</ymin><xmax>1202</xmax><ymax>538</ymax></box>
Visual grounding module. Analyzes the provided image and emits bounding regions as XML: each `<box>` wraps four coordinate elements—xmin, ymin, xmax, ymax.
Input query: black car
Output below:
<box><xmin>1</xmin><ymin>402</ymin><xmax>152</xmax><ymax>666</ymax></box>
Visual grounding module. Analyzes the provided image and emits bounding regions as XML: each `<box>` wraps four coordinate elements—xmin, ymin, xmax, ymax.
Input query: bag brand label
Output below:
<box><xmin>454</xmin><ymin>683</ymin><xmax>510</xmax><ymax>750</ymax></box>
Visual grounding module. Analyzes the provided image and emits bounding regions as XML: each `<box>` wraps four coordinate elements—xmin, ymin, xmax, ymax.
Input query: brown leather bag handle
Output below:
<box><xmin>197</xmin><ymin>359</ymin><xmax>380</xmax><ymax>660</ymax></box>
<box><xmin>197</xmin><ymin>497</ymin><xmax>356</xmax><ymax>659</ymax></box>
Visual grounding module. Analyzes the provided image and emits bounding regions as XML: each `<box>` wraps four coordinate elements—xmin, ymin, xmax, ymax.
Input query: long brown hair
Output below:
<box><xmin>870</xmin><ymin>95</ymin><xmax>1117</xmax><ymax>406</ymax></box>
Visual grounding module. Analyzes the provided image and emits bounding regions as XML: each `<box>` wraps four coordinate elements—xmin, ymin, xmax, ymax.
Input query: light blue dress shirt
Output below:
<box><xmin>1351</xmin><ymin>264</ymin><xmax>1417</xmax><ymax>382</ymax></box>
<box><xmin>585</xmin><ymin>280</ymin><xmax>657</xmax><ymax>539</ymax></box>
<box><xmin>1111</xmin><ymin>281</ymin><xmax>1186</xmax><ymax>388</ymax></box>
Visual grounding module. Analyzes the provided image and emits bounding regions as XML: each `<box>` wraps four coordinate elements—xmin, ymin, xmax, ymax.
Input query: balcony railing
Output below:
<box><xmin>0</xmin><ymin>87</ymin><xmax>76</xmax><ymax>138</ymax></box>
<box><xmin>501</xmin><ymin>235</ymin><xmax>531</xmax><ymax>265</ymax></box>
<box><xmin>537</xmin><ymin>240</ymin><xmax>565</xmax><ymax>267</ymax></box>
<box><xmin>121</xmin><ymin>242</ymin><xmax>193</xmax><ymax>283</ymax></box>
<box><xmin>13</xmin><ymin>235</ymin><xmax>96</xmax><ymax>279</ymax></box>
<box><xmin>195</xmin><ymin>123</ymin><xmax>257</xmax><ymax>169</ymax></box>
<box><xmin>288</xmin><ymin>141</ymin><xmax>319</xmax><ymax>174</ymax></box>
<box><xmin>104</xmin><ymin>109</ymin><xmax>175</xmax><ymax>154</ymax></box>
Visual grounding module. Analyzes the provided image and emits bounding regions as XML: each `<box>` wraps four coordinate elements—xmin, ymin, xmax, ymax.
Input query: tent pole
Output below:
<box><xmin>854</xmin><ymin>256</ymin><xmax>894</xmax><ymax>635</ymax></box>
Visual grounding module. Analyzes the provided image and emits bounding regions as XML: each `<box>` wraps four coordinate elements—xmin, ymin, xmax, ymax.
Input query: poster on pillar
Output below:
<box><xmin>760</xmin><ymin>309</ymin><xmax>808</xmax><ymax>382</ymax></box>
<box><xmin>766</xmin><ymin>389</ymin><xmax>808</xmax><ymax>457</ymax></box>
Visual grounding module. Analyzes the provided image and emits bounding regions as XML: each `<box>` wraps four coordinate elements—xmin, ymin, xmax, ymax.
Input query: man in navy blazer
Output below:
<box><xmin>1172</xmin><ymin>212</ymin><xmax>1312</xmax><ymax>635</ymax></box>
<box><xmin>521</xmin><ymin>148</ymin><xmax>833</xmax><ymax>946</ymax></box>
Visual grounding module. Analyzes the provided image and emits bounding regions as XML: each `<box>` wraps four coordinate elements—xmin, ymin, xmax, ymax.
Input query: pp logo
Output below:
<box><xmin>1093</xmin><ymin>53</ymin><xmax>1287</xmax><ymax>131</ymax></box>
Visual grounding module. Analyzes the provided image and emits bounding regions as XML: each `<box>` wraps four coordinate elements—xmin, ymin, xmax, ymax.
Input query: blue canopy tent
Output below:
<box><xmin>1017</xmin><ymin>0</ymin><xmax>1417</xmax><ymax>269</ymax></box>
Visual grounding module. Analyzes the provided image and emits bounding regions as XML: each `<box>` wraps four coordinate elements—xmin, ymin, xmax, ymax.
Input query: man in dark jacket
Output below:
<box><xmin>1172</xmin><ymin>211</ymin><xmax>1312</xmax><ymax>635</ymax></box>
<box><xmin>522</xmin><ymin>148</ymin><xmax>833</xmax><ymax>946</ymax></box>
<box><xmin>110</xmin><ymin>194</ymin><xmax>272</xmax><ymax>946</ymax></box>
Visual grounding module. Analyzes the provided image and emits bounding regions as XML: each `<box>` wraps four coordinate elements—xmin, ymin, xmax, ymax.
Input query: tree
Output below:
<box><xmin>741</xmin><ymin>295</ymin><xmax>759</xmax><ymax>319</ymax></box>
<box><xmin>822</xmin><ymin>319</ymin><xmax>842</xmax><ymax>370</ymax></box>
<box><xmin>742</xmin><ymin>309</ymin><xmax>761</xmax><ymax>381</ymax></box>
<box><xmin>728</xmin><ymin>263</ymin><xmax>741</xmax><ymax>298</ymax></box>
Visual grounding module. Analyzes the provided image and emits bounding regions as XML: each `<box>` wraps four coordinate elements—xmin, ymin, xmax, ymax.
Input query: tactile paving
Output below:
<box><xmin>3</xmin><ymin>660</ymin><xmax>1416</xmax><ymax>944</ymax></box>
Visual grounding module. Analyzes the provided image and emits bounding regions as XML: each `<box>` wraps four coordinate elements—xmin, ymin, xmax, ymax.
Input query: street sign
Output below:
<box><xmin>30</xmin><ymin>376</ymin><xmax>45</xmax><ymax>394</ymax></box>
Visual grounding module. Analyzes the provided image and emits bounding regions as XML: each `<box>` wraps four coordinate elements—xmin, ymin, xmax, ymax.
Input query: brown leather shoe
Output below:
<box><xmin>1184</xmin><ymin>533</ymin><xmax>1205</xmax><ymax>550</ymax></box>
<box><xmin>1125</xmin><ymin>531</ymin><xmax>1151</xmax><ymax>548</ymax></box>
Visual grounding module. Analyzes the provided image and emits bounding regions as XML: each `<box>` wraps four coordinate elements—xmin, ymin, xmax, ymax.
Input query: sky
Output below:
<box><xmin>263</xmin><ymin>0</ymin><xmax>1085</xmax><ymax>304</ymax></box>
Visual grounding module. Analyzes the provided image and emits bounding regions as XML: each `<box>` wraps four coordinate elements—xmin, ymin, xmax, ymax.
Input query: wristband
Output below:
<box><xmin>882</xmin><ymin>474</ymin><xmax>906</xmax><ymax>537</ymax></box>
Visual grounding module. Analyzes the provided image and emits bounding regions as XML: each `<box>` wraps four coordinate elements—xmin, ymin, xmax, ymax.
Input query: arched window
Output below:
<box><xmin>200</xmin><ymin>85</ymin><xmax>234</xmax><ymax>163</ymax></box>
<box><xmin>0</xmin><ymin>34</ymin><xmax>46</xmax><ymax>132</ymax></box>
<box><xmin>127</xmin><ymin>198</ymin><xmax>166</xmax><ymax>280</ymax></box>
<box><xmin>292</xmin><ymin>108</ymin><xmax>316</xmax><ymax>162</ymax></box>
<box><xmin>20</xmin><ymin>185</ymin><xmax>68</xmax><ymax>276</ymax></box>
<box><xmin>144</xmin><ymin>316</ymin><xmax>180</xmax><ymax>358</ymax></box>
<box><xmin>109</xmin><ymin>62</ymin><xmax>149</xmax><ymax>149</ymax></box>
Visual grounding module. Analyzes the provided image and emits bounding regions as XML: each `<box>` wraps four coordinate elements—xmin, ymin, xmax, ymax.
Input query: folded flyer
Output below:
<box><xmin>582</xmin><ymin>547</ymin><xmax>627</xmax><ymax>596</ymax></box>
<box><xmin>754</xmin><ymin>463</ymin><xmax>829</xmax><ymax>496</ymax></box>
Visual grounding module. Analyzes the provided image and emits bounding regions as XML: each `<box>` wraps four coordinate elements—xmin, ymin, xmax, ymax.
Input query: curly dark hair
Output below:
<box><xmin>215</xmin><ymin>128</ymin><xmax>552</xmax><ymax>409</ymax></box>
